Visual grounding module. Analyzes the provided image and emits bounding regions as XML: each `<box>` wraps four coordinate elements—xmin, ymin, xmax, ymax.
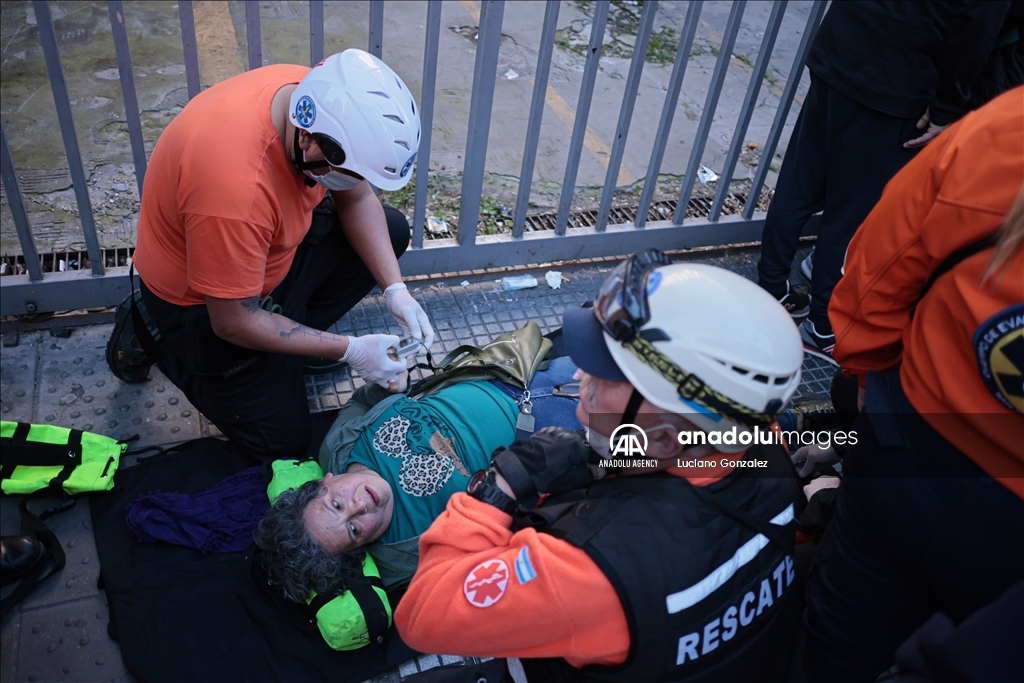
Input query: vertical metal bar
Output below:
<box><xmin>412</xmin><ymin>1</ymin><xmax>442</xmax><ymax>250</ymax></box>
<box><xmin>0</xmin><ymin>122</ymin><xmax>43</xmax><ymax>281</ymax></box>
<box><xmin>368</xmin><ymin>0</ymin><xmax>384</xmax><ymax>58</ymax></box>
<box><xmin>178</xmin><ymin>0</ymin><xmax>201</xmax><ymax>99</ymax></box>
<box><xmin>310</xmin><ymin>0</ymin><xmax>324</xmax><ymax>65</ymax></box>
<box><xmin>674</xmin><ymin>0</ymin><xmax>746</xmax><ymax>225</ymax></box>
<box><xmin>32</xmin><ymin>0</ymin><xmax>104</xmax><ymax>276</ymax></box>
<box><xmin>512</xmin><ymin>0</ymin><xmax>560</xmax><ymax>239</ymax></box>
<box><xmin>246</xmin><ymin>0</ymin><xmax>262</xmax><ymax>70</ymax></box>
<box><xmin>595</xmin><ymin>0</ymin><xmax>658</xmax><ymax>232</ymax></box>
<box><xmin>456</xmin><ymin>0</ymin><xmax>505</xmax><ymax>247</ymax></box>
<box><xmin>107</xmin><ymin>0</ymin><xmax>148</xmax><ymax>199</ymax></box>
<box><xmin>709</xmin><ymin>0</ymin><xmax>787</xmax><ymax>222</ymax></box>
<box><xmin>554</xmin><ymin>1</ymin><xmax>609</xmax><ymax>236</ymax></box>
<box><xmin>744</xmin><ymin>0</ymin><xmax>826</xmax><ymax>219</ymax></box>
<box><xmin>636</xmin><ymin>0</ymin><xmax>703</xmax><ymax>228</ymax></box>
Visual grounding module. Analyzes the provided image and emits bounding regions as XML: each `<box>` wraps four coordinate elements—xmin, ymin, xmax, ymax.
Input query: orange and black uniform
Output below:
<box><xmin>757</xmin><ymin>1</ymin><xmax>1011</xmax><ymax>331</ymax></box>
<box><xmin>134</xmin><ymin>66</ymin><xmax>409</xmax><ymax>460</ymax></box>
<box><xmin>803</xmin><ymin>87</ymin><xmax>1024</xmax><ymax>683</ymax></box>
<box><xmin>396</xmin><ymin>444</ymin><xmax>803</xmax><ymax>682</ymax></box>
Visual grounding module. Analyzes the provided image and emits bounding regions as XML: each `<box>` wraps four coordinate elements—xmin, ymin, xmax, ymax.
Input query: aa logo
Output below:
<box><xmin>609</xmin><ymin>423</ymin><xmax>649</xmax><ymax>457</ymax></box>
<box><xmin>973</xmin><ymin>303</ymin><xmax>1024</xmax><ymax>414</ymax></box>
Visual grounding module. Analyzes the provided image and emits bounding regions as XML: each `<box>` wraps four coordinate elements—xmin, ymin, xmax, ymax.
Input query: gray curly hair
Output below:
<box><xmin>253</xmin><ymin>479</ymin><xmax>367</xmax><ymax>603</ymax></box>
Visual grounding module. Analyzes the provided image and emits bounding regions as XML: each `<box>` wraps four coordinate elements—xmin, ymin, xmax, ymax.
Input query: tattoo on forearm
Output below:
<box><xmin>240</xmin><ymin>296</ymin><xmax>260</xmax><ymax>313</ymax></box>
<box><xmin>278</xmin><ymin>323</ymin><xmax>324</xmax><ymax>341</ymax></box>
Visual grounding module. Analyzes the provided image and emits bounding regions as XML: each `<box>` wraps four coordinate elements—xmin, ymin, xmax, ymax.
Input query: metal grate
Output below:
<box><xmin>3</xmin><ymin>190</ymin><xmax>767</xmax><ymax>270</ymax></box>
<box><xmin>0</xmin><ymin>247</ymin><xmax>135</xmax><ymax>277</ymax></box>
<box><xmin>518</xmin><ymin>192</ymin><xmax>750</xmax><ymax>233</ymax></box>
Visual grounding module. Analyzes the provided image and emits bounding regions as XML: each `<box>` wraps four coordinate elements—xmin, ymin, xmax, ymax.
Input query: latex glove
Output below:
<box><xmin>384</xmin><ymin>283</ymin><xmax>435</xmax><ymax>350</ymax></box>
<box><xmin>341</xmin><ymin>334</ymin><xmax>405</xmax><ymax>389</ymax></box>
<box><xmin>491</xmin><ymin>427</ymin><xmax>592</xmax><ymax>502</ymax></box>
<box><xmin>791</xmin><ymin>443</ymin><xmax>841</xmax><ymax>478</ymax></box>
<box><xmin>903</xmin><ymin>108</ymin><xmax>947</xmax><ymax>148</ymax></box>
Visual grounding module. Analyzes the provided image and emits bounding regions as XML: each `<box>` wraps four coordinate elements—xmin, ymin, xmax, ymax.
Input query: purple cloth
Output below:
<box><xmin>125</xmin><ymin>465</ymin><xmax>269</xmax><ymax>554</ymax></box>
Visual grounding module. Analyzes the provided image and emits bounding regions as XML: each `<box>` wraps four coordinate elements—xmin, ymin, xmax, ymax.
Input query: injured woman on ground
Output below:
<box><xmin>252</xmin><ymin>356</ymin><xmax>580</xmax><ymax>604</ymax></box>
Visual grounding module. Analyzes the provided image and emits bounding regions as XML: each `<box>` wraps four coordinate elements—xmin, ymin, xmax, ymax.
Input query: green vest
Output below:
<box><xmin>266</xmin><ymin>459</ymin><xmax>393</xmax><ymax>650</ymax></box>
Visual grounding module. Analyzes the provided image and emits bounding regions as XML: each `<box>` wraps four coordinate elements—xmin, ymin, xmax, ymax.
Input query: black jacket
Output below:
<box><xmin>806</xmin><ymin>1</ymin><xmax>1011</xmax><ymax>124</ymax></box>
<box><xmin>514</xmin><ymin>444</ymin><xmax>804</xmax><ymax>683</ymax></box>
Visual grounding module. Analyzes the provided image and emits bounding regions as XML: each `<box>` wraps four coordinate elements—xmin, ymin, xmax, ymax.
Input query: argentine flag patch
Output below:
<box><xmin>514</xmin><ymin>546</ymin><xmax>537</xmax><ymax>585</ymax></box>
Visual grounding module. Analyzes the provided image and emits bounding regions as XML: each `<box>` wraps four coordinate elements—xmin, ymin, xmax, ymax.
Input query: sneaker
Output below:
<box><xmin>105</xmin><ymin>290</ymin><xmax>160</xmax><ymax>383</ymax></box>
<box><xmin>800</xmin><ymin>249</ymin><xmax>814</xmax><ymax>281</ymax></box>
<box><xmin>777</xmin><ymin>282</ymin><xmax>810</xmax><ymax>318</ymax></box>
<box><xmin>800</xmin><ymin>320</ymin><xmax>837</xmax><ymax>365</ymax></box>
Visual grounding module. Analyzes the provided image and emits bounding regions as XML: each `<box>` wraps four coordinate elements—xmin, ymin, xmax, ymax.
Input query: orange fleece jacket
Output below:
<box><xmin>394</xmin><ymin>493</ymin><xmax>630</xmax><ymax>667</ymax></box>
<box><xmin>829</xmin><ymin>86</ymin><xmax>1024</xmax><ymax>497</ymax></box>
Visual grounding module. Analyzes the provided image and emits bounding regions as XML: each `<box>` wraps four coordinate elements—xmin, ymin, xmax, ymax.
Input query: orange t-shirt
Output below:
<box><xmin>829</xmin><ymin>86</ymin><xmax>1024</xmax><ymax>497</ymax></box>
<box><xmin>133</xmin><ymin>65</ymin><xmax>326</xmax><ymax>306</ymax></box>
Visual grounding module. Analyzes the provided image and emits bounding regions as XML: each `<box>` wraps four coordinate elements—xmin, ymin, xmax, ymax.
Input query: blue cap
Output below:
<box><xmin>563</xmin><ymin>306</ymin><xmax>627</xmax><ymax>381</ymax></box>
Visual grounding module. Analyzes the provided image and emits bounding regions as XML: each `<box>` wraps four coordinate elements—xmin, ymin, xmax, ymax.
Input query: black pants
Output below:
<box><xmin>757</xmin><ymin>77</ymin><xmax>918</xmax><ymax>329</ymax></box>
<box><xmin>802</xmin><ymin>369</ymin><xmax>1024</xmax><ymax>682</ymax></box>
<box><xmin>141</xmin><ymin>204</ymin><xmax>410</xmax><ymax>461</ymax></box>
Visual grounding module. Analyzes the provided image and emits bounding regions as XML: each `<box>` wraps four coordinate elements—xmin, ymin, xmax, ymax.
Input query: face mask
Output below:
<box><xmin>585</xmin><ymin>426</ymin><xmax>613</xmax><ymax>459</ymax></box>
<box><xmin>297</xmin><ymin>142</ymin><xmax>363</xmax><ymax>191</ymax></box>
<box><xmin>303</xmin><ymin>165</ymin><xmax>363</xmax><ymax>192</ymax></box>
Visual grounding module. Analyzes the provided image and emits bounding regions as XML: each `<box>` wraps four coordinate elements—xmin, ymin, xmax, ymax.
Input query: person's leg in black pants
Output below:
<box><xmin>757</xmin><ymin>77</ymin><xmax>828</xmax><ymax>299</ymax></box>
<box><xmin>142</xmin><ymin>206</ymin><xmax>410</xmax><ymax>462</ymax></box>
<box><xmin>803</xmin><ymin>372</ymin><xmax>1024</xmax><ymax>682</ymax></box>
<box><xmin>805</xmin><ymin>90</ymin><xmax>917</xmax><ymax>333</ymax></box>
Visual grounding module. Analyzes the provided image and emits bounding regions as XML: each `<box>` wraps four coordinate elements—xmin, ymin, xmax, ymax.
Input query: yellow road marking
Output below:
<box><xmin>542</xmin><ymin>85</ymin><xmax>635</xmax><ymax>185</ymax></box>
<box><xmin>460</xmin><ymin>0</ymin><xmax>635</xmax><ymax>186</ymax></box>
<box><xmin>192</xmin><ymin>1</ymin><xmax>245</xmax><ymax>87</ymax></box>
<box><xmin>459</xmin><ymin>0</ymin><xmax>481</xmax><ymax>22</ymax></box>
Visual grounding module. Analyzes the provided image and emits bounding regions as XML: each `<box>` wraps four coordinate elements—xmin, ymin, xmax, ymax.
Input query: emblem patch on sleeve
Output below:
<box><xmin>973</xmin><ymin>303</ymin><xmax>1024</xmax><ymax>413</ymax></box>
<box><xmin>514</xmin><ymin>546</ymin><xmax>537</xmax><ymax>585</ymax></box>
<box><xmin>464</xmin><ymin>559</ymin><xmax>509</xmax><ymax>608</ymax></box>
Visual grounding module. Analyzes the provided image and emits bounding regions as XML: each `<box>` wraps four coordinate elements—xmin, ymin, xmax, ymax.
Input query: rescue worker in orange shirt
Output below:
<box><xmin>395</xmin><ymin>250</ymin><xmax>807</xmax><ymax>682</ymax></box>
<box><xmin>802</xmin><ymin>86</ymin><xmax>1024</xmax><ymax>682</ymax></box>
<box><xmin>127</xmin><ymin>50</ymin><xmax>433</xmax><ymax>460</ymax></box>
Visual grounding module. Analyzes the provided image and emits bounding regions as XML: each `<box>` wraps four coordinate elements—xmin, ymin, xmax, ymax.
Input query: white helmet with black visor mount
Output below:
<box><xmin>289</xmin><ymin>49</ymin><xmax>420</xmax><ymax>191</ymax></box>
<box><xmin>564</xmin><ymin>250</ymin><xmax>803</xmax><ymax>452</ymax></box>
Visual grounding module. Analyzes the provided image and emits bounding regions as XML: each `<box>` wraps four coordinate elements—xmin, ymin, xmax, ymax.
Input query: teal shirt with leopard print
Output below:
<box><xmin>344</xmin><ymin>381</ymin><xmax>518</xmax><ymax>545</ymax></box>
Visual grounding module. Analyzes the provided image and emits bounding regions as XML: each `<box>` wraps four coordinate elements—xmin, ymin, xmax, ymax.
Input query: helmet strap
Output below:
<box><xmin>623</xmin><ymin>334</ymin><xmax>781</xmax><ymax>429</ymax></box>
<box><xmin>292</xmin><ymin>128</ymin><xmax>326</xmax><ymax>186</ymax></box>
<box><xmin>620</xmin><ymin>388</ymin><xmax>645</xmax><ymax>427</ymax></box>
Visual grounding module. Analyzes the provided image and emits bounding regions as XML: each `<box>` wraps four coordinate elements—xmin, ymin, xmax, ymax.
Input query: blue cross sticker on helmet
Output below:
<box><xmin>294</xmin><ymin>96</ymin><xmax>316</xmax><ymax>128</ymax></box>
<box><xmin>646</xmin><ymin>270</ymin><xmax>662</xmax><ymax>296</ymax></box>
<box><xmin>400</xmin><ymin>152</ymin><xmax>416</xmax><ymax>178</ymax></box>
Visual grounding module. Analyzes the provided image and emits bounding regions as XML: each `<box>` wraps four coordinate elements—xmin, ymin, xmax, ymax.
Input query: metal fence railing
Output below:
<box><xmin>0</xmin><ymin>0</ymin><xmax>826</xmax><ymax>317</ymax></box>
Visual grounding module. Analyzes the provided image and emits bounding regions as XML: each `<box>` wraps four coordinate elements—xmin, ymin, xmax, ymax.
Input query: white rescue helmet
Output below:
<box><xmin>289</xmin><ymin>50</ymin><xmax>421</xmax><ymax>191</ymax></box>
<box><xmin>597</xmin><ymin>258</ymin><xmax>803</xmax><ymax>452</ymax></box>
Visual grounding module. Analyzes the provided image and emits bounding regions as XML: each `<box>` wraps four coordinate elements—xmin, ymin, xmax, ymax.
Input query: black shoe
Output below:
<box><xmin>302</xmin><ymin>358</ymin><xmax>349</xmax><ymax>376</ymax></box>
<box><xmin>776</xmin><ymin>282</ymin><xmax>810</xmax><ymax>319</ymax></box>
<box><xmin>801</xmin><ymin>320</ymin><xmax>837</xmax><ymax>365</ymax></box>
<box><xmin>106</xmin><ymin>290</ymin><xmax>160</xmax><ymax>383</ymax></box>
<box><xmin>1</xmin><ymin>535</ymin><xmax>46</xmax><ymax>586</ymax></box>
